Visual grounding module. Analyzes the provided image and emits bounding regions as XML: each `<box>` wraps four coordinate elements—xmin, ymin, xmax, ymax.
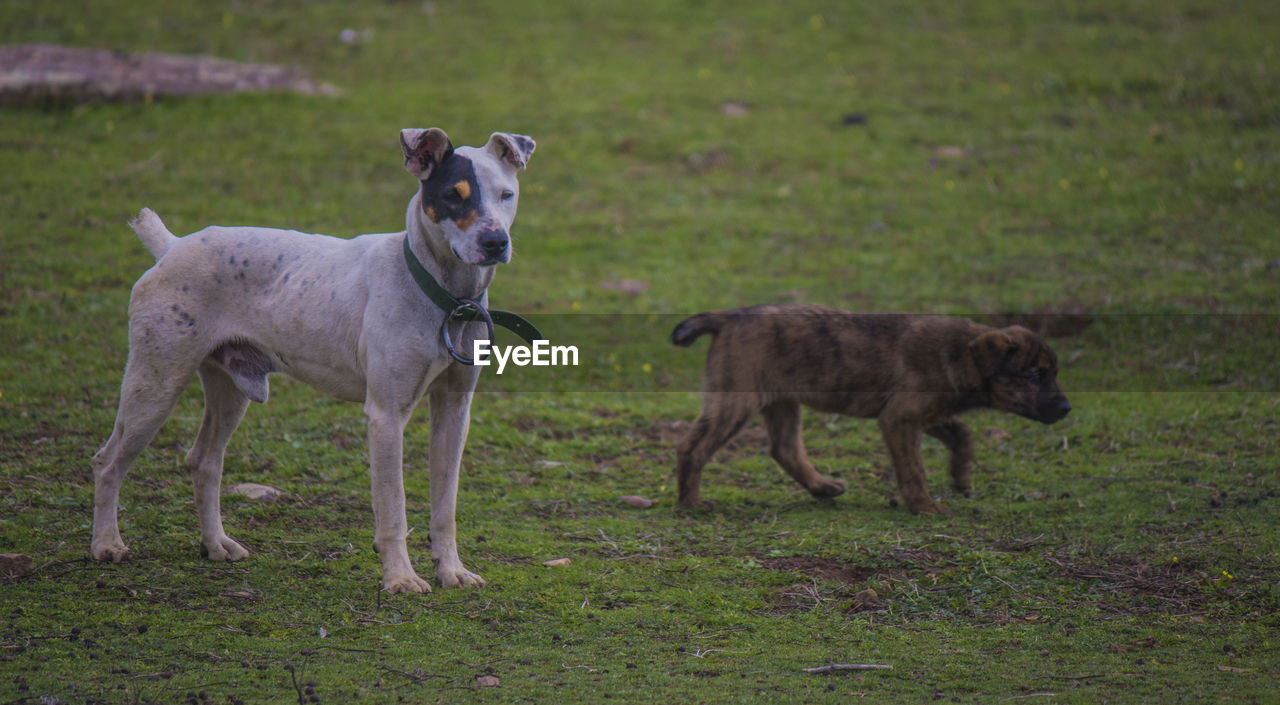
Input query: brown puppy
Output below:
<box><xmin>671</xmin><ymin>305</ymin><xmax>1071</xmax><ymax>513</ymax></box>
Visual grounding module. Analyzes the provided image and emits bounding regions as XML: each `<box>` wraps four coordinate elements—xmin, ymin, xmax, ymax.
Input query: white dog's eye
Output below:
<box><xmin>500</xmin><ymin>190</ymin><xmax>514</xmax><ymax>201</ymax></box>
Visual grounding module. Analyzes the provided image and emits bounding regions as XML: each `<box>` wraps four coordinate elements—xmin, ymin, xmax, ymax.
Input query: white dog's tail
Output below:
<box><xmin>130</xmin><ymin>208</ymin><xmax>177</xmax><ymax>260</ymax></box>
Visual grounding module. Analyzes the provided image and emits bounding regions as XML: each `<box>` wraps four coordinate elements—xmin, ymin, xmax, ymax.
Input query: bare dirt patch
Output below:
<box><xmin>761</xmin><ymin>557</ymin><xmax>876</xmax><ymax>614</ymax></box>
<box><xmin>759</xmin><ymin>556</ymin><xmax>873</xmax><ymax>587</ymax></box>
<box><xmin>1044</xmin><ymin>552</ymin><xmax>1209</xmax><ymax>612</ymax></box>
<box><xmin>0</xmin><ymin>44</ymin><xmax>338</xmax><ymax>106</ymax></box>
<box><xmin>761</xmin><ymin>550</ymin><xmax>959</xmax><ymax>614</ymax></box>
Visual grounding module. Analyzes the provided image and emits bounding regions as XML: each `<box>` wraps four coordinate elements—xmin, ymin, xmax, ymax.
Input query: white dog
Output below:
<box><xmin>90</xmin><ymin>128</ymin><xmax>535</xmax><ymax>594</ymax></box>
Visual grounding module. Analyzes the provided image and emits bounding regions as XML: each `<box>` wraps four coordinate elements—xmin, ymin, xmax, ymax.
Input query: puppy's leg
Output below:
<box><xmin>186</xmin><ymin>361</ymin><xmax>251</xmax><ymax>561</ymax></box>
<box><xmin>877</xmin><ymin>413</ymin><xmax>947</xmax><ymax>515</ymax></box>
<box><xmin>925</xmin><ymin>419</ymin><xmax>974</xmax><ymax>497</ymax></box>
<box><xmin>676</xmin><ymin>392</ymin><xmax>756</xmax><ymax>509</ymax></box>
<box><xmin>761</xmin><ymin>401</ymin><xmax>846</xmax><ymax>499</ymax></box>
<box><xmin>91</xmin><ymin>364</ymin><xmax>192</xmax><ymax>561</ymax></box>
<box><xmin>426</xmin><ymin>367</ymin><xmax>485</xmax><ymax>588</ymax></box>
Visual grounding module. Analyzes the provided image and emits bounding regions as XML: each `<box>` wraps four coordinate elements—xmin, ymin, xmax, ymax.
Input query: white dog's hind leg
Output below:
<box><xmin>91</xmin><ymin>364</ymin><xmax>191</xmax><ymax>562</ymax></box>
<box><xmin>186</xmin><ymin>361</ymin><xmax>251</xmax><ymax>561</ymax></box>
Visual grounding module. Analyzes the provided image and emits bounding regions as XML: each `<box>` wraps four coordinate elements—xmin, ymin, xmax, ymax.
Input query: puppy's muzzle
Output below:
<box><xmin>1038</xmin><ymin>398</ymin><xmax>1072</xmax><ymax>424</ymax></box>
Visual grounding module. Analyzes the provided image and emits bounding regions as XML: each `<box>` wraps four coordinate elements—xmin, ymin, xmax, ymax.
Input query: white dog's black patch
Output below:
<box><xmin>420</xmin><ymin>152</ymin><xmax>482</xmax><ymax>230</ymax></box>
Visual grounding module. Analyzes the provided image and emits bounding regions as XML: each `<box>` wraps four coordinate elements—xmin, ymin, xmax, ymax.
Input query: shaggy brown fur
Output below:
<box><xmin>671</xmin><ymin>305</ymin><xmax>1071</xmax><ymax>513</ymax></box>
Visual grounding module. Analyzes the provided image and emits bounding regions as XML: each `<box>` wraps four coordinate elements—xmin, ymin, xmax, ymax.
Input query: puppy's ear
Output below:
<box><xmin>969</xmin><ymin>329</ymin><xmax>1017</xmax><ymax>378</ymax></box>
<box><xmin>401</xmin><ymin>128</ymin><xmax>453</xmax><ymax>180</ymax></box>
<box><xmin>485</xmin><ymin>132</ymin><xmax>536</xmax><ymax>171</ymax></box>
<box><xmin>1003</xmin><ymin>325</ymin><xmax>1057</xmax><ymax>369</ymax></box>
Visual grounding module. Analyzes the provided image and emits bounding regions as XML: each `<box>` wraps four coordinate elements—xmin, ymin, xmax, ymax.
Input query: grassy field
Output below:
<box><xmin>2</xmin><ymin>1</ymin><xmax>1278</xmax><ymax>703</ymax></box>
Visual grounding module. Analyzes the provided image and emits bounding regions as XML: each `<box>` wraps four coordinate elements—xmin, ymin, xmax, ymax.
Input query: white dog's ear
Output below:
<box><xmin>485</xmin><ymin>132</ymin><xmax>536</xmax><ymax>171</ymax></box>
<box><xmin>400</xmin><ymin>128</ymin><xmax>453</xmax><ymax>179</ymax></box>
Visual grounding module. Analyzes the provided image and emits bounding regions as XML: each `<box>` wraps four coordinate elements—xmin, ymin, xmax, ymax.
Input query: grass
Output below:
<box><xmin>2</xmin><ymin>0</ymin><xmax>1279</xmax><ymax>702</ymax></box>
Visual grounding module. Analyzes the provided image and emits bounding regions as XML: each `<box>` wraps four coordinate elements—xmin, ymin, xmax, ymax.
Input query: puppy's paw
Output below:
<box><xmin>91</xmin><ymin>541</ymin><xmax>132</xmax><ymax>563</ymax></box>
<box><xmin>908</xmin><ymin>499</ymin><xmax>950</xmax><ymax>515</ymax></box>
<box><xmin>384</xmin><ymin>573</ymin><xmax>433</xmax><ymax>594</ymax></box>
<box><xmin>809</xmin><ymin>477</ymin><xmax>847</xmax><ymax>499</ymax></box>
<box><xmin>677</xmin><ymin>496</ymin><xmax>714</xmax><ymax>511</ymax></box>
<box><xmin>438</xmin><ymin>566</ymin><xmax>486</xmax><ymax>589</ymax></box>
<box><xmin>200</xmin><ymin>535</ymin><xmax>250</xmax><ymax>562</ymax></box>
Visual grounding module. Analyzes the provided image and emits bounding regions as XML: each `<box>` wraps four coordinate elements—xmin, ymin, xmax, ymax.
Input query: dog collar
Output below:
<box><xmin>402</xmin><ymin>235</ymin><xmax>543</xmax><ymax>364</ymax></box>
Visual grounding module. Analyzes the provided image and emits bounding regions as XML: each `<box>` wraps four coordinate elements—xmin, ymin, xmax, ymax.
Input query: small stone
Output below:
<box><xmin>983</xmin><ymin>426</ymin><xmax>1012</xmax><ymax>442</ymax></box>
<box><xmin>223</xmin><ymin>483</ymin><xmax>284</xmax><ymax>501</ymax></box>
<box><xmin>598</xmin><ymin>279</ymin><xmax>650</xmax><ymax>296</ymax></box>
<box><xmin>619</xmin><ymin>495</ymin><xmax>654</xmax><ymax>509</ymax></box>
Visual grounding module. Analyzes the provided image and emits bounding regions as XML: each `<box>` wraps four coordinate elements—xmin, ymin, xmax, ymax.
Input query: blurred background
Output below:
<box><xmin>3</xmin><ymin>0</ymin><xmax>1277</xmax><ymax>400</ymax></box>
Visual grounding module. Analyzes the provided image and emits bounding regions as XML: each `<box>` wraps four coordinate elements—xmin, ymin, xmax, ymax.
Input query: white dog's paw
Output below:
<box><xmin>384</xmin><ymin>573</ymin><xmax>433</xmax><ymax>595</ymax></box>
<box><xmin>200</xmin><ymin>536</ymin><xmax>250</xmax><ymax>562</ymax></box>
<box><xmin>91</xmin><ymin>540</ymin><xmax>132</xmax><ymax>563</ymax></box>
<box><xmin>438</xmin><ymin>566</ymin><xmax>486</xmax><ymax>589</ymax></box>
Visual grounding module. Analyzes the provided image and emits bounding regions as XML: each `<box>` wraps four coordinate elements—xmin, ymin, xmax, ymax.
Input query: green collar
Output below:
<box><xmin>402</xmin><ymin>235</ymin><xmax>543</xmax><ymax>347</ymax></box>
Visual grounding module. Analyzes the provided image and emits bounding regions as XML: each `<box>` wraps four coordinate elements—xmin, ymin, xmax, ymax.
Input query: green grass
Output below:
<box><xmin>2</xmin><ymin>1</ymin><xmax>1278</xmax><ymax>703</ymax></box>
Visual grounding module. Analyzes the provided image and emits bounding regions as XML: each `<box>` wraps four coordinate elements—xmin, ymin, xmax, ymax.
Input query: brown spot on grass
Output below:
<box><xmin>760</xmin><ymin>556</ymin><xmax>874</xmax><ymax>586</ymax></box>
<box><xmin>761</xmin><ymin>550</ymin><xmax>958</xmax><ymax>614</ymax></box>
<box><xmin>1044</xmin><ymin>553</ymin><xmax>1210</xmax><ymax>612</ymax></box>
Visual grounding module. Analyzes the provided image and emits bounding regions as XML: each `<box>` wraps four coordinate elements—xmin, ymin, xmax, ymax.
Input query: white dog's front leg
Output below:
<box><xmin>365</xmin><ymin>402</ymin><xmax>432</xmax><ymax>594</ymax></box>
<box><xmin>427</xmin><ymin>377</ymin><xmax>485</xmax><ymax>588</ymax></box>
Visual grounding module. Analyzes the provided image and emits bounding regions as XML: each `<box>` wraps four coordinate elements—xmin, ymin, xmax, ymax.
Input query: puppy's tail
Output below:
<box><xmin>130</xmin><ymin>208</ymin><xmax>177</xmax><ymax>260</ymax></box>
<box><xmin>671</xmin><ymin>311</ymin><xmax>729</xmax><ymax>347</ymax></box>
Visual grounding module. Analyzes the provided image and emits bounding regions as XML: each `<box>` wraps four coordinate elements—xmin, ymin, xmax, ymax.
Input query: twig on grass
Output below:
<box><xmin>597</xmin><ymin>528</ymin><xmax>618</xmax><ymax>551</ymax></box>
<box><xmin>686</xmin><ymin>648</ymin><xmax>731</xmax><ymax>658</ymax></box>
<box><xmin>802</xmin><ymin>663</ymin><xmax>892</xmax><ymax>674</ymax></box>
<box><xmin>128</xmin><ymin>671</ymin><xmax>175</xmax><ymax>680</ymax></box>
<box><xmin>377</xmin><ymin>664</ymin><xmax>450</xmax><ymax>683</ymax></box>
<box><xmin>24</xmin><ymin>557</ymin><xmax>92</xmax><ymax>578</ymax></box>
<box><xmin>285</xmin><ymin>658</ymin><xmax>308</xmax><ymax>705</ymax></box>
<box><xmin>342</xmin><ymin>599</ymin><xmax>378</xmax><ymax>620</ymax></box>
